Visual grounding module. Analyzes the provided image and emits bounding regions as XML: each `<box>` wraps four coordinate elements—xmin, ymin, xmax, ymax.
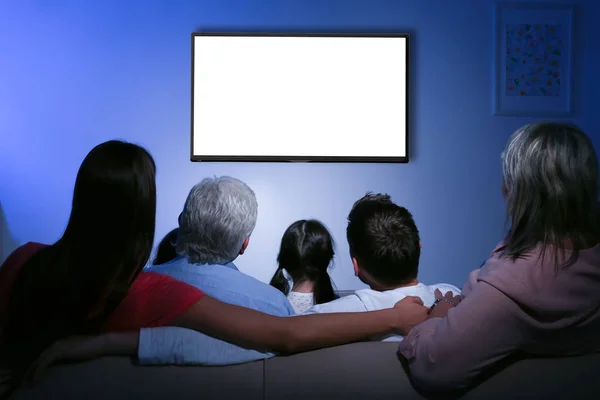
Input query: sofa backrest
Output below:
<box><xmin>5</xmin><ymin>342</ymin><xmax>600</xmax><ymax>399</ymax></box>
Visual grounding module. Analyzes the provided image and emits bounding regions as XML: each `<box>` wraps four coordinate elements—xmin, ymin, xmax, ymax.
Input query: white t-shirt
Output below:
<box><xmin>287</xmin><ymin>291</ymin><xmax>315</xmax><ymax>314</ymax></box>
<box><xmin>303</xmin><ymin>282</ymin><xmax>461</xmax><ymax>342</ymax></box>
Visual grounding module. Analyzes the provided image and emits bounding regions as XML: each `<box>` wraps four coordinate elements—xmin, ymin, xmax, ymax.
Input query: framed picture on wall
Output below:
<box><xmin>492</xmin><ymin>2</ymin><xmax>574</xmax><ymax>117</ymax></box>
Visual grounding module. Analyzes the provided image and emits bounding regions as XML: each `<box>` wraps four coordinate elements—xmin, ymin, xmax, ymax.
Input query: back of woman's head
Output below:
<box><xmin>501</xmin><ymin>122</ymin><xmax>599</xmax><ymax>267</ymax></box>
<box><xmin>2</xmin><ymin>140</ymin><xmax>156</xmax><ymax>373</ymax></box>
<box><xmin>153</xmin><ymin>228</ymin><xmax>179</xmax><ymax>265</ymax></box>
<box><xmin>269</xmin><ymin>219</ymin><xmax>337</xmax><ymax>304</ymax></box>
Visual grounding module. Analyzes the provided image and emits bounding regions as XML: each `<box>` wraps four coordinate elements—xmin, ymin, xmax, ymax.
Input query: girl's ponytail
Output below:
<box><xmin>312</xmin><ymin>267</ymin><xmax>337</xmax><ymax>305</ymax></box>
<box><xmin>269</xmin><ymin>265</ymin><xmax>290</xmax><ymax>296</ymax></box>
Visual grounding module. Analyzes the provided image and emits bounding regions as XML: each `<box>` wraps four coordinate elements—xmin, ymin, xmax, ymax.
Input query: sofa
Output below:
<box><xmin>4</xmin><ymin>342</ymin><xmax>600</xmax><ymax>399</ymax></box>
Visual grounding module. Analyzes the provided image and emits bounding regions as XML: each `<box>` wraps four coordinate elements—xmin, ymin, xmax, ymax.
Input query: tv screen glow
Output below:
<box><xmin>191</xmin><ymin>33</ymin><xmax>409</xmax><ymax>162</ymax></box>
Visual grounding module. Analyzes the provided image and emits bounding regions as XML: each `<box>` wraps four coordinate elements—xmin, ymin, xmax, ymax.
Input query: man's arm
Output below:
<box><xmin>397</xmin><ymin>281</ymin><xmax>532</xmax><ymax>392</ymax></box>
<box><xmin>173</xmin><ymin>295</ymin><xmax>427</xmax><ymax>354</ymax></box>
<box><xmin>138</xmin><ymin>327</ymin><xmax>274</xmax><ymax>365</ymax></box>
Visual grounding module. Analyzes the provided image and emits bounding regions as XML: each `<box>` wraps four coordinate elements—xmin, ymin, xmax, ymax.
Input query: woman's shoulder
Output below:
<box><xmin>481</xmin><ymin>245</ymin><xmax>544</xmax><ymax>281</ymax></box>
<box><xmin>128</xmin><ymin>271</ymin><xmax>204</xmax><ymax>296</ymax></box>
<box><xmin>478</xmin><ymin>242</ymin><xmax>600</xmax><ymax>315</ymax></box>
<box><xmin>3</xmin><ymin>242</ymin><xmax>48</xmax><ymax>261</ymax></box>
<box><xmin>102</xmin><ymin>271</ymin><xmax>205</xmax><ymax>331</ymax></box>
<box><xmin>485</xmin><ymin>242</ymin><xmax>600</xmax><ymax>273</ymax></box>
<box><xmin>0</xmin><ymin>242</ymin><xmax>49</xmax><ymax>275</ymax></box>
<box><xmin>0</xmin><ymin>242</ymin><xmax>50</xmax><ymax>315</ymax></box>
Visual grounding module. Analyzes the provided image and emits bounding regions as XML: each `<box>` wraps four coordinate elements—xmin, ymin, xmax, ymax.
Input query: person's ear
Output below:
<box><xmin>239</xmin><ymin>237</ymin><xmax>250</xmax><ymax>255</ymax></box>
<box><xmin>352</xmin><ymin>257</ymin><xmax>360</xmax><ymax>276</ymax></box>
<box><xmin>419</xmin><ymin>241</ymin><xmax>422</xmax><ymax>248</ymax></box>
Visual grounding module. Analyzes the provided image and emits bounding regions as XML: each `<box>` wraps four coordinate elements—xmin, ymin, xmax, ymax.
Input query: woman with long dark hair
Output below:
<box><xmin>0</xmin><ymin>140</ymin><xmax>428</xmax><ymax>386</ymax></box>
<box><xmin>0</xmin><ymin>140</ymin><xmax>203</xmax><ymax>379</ymax></box>
<box><xmin>269</xmin><ymin>220</ymin><xmax>337</xmax><ymax>313</ymax></box>
<box><xmin>398</xmin><ymin>122</ymin><xmax>600</xmax><ymax>393</ymax></box>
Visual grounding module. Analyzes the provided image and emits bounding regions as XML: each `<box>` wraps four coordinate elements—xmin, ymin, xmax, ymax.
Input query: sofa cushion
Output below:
<box><xmin>264</xmin><ymin>342</ymin><xmax>424</xmax><ymax>399</ymax></box>
<box><xmin>8</xmin><ymin>356</ymin><xmax>265</xmax><ymax>400</ymax></box>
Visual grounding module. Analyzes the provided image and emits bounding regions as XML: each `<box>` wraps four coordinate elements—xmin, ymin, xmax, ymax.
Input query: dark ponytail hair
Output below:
<box><xmin>269</xmin><ymin>266</ymin><xmax>290</xmax><ymax>297</ymax></box>
<box><xmin>269</xmin><ymin>219</ymin><xmax>337</xmax><ymax>305</ymax></box>
<box><xmin>0</xmin><ymin>140</ymin><xmax>156</xmax><ymax>385</ymax></box>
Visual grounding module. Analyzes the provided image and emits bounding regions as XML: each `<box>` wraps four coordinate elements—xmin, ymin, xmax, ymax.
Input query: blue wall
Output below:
<box><xmin>1</xmin><ymin>0</ymin><xmax>599</xmax><ymax>289</ymax></box>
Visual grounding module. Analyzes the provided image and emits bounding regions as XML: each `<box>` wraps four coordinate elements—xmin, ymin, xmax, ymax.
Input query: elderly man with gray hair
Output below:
<box><xmin>138</xmin><ymin>176</ymin><xmax>294</xmax><ymax>365</ymax></box>
<box><xmin>176</xmin><ymin>176</ymin><xmax>259</xmax><ymax>268</ymax></box>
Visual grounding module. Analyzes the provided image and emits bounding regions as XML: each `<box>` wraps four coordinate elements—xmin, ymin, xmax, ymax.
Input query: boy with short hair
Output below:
<box><xmin>304</xmin><ymin>192</ymin><xmax>460</xmax><ymax>341</ymax></box>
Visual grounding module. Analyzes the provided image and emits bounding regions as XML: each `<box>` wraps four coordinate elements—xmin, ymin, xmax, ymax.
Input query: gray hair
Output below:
<box><xmin>500</xmin><ymin>122</ymin><xmax>599</xmax><ymax>267</ymax></box>
<box><xmin>177</xmin><ymin>176</ymin><xmax>258</xmax><ymax>264</ymax></box>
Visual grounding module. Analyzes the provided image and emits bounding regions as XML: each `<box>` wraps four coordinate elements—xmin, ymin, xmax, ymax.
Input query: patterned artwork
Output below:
<box><xmin>505</xmin><ymin>24</ymin><xmax>562</xmax><ymax>97</ymax></box>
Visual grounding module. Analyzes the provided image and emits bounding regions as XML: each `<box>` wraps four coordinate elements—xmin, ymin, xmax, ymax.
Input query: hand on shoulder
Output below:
<box><xmin>392</xmin><ymin>296</ymin><xmax>429</xmax><ymax>335</ymax></box>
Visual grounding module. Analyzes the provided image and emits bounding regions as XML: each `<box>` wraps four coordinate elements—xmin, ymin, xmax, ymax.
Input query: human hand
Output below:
<box><xmin>23</xmin><ymin>335</ymin><xmax>111</xmax><ymax>384</ymax></box>
<box><xmin>392</xmin><ymin>296</ymin><xmax>429</xmax><ymax>335</ymax></box>
<box><xmin>428</xmin><ymin>289</ymin><xmax>462</xmax><ymax>319</ymax></box>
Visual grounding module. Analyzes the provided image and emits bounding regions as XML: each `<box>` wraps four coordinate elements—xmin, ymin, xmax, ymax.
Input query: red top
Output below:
<box><xmin>0</xmin><ymin>242</ymin><xmax>205</xmax><ymax>331</ymax></box>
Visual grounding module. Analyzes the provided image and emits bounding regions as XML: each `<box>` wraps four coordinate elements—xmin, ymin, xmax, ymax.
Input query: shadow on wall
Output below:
<box><xmin>0</xmin><ymin>202</ymin><xmax>18</xmax><ymax>264</ymax></box>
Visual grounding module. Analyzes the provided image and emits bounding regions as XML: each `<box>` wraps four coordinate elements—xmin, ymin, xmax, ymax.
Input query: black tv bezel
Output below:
<box><xmin>190</xmin><ymin>32</ymin><xmax>410</xmax><ymax>163</ymax></box>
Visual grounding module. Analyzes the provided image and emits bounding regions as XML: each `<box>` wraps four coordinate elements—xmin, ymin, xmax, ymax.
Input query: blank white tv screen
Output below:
<box><xmin>191</xmin><ymin>33</ymin><xmax>409</xmax><ymax>162</ymax></box>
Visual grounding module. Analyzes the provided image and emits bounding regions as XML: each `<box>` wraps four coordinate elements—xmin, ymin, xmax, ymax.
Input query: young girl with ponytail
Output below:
<box><xmin>269</xmin><ymin>220</ymin><xmax>338</xmax><ymax>313</ymax></box>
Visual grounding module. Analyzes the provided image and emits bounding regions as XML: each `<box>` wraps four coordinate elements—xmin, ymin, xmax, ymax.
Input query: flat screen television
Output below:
<box><xmin>191</xmin><ymin>32</ymin><xmax>409</xmax><ymax>162</ymax></box>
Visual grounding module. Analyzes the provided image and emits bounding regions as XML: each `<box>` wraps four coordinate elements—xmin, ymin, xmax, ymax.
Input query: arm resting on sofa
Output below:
<box><xmin>138</xmin><ymin>327</ymin><xmax>274</xmax><ymax>365</ymax></box>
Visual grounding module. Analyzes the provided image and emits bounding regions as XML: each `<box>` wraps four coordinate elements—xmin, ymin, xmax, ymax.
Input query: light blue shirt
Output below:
<box><xmin>138</xmin><ymin>256</ymin><xmax>295</xmax><ymax>365</ymax></box>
